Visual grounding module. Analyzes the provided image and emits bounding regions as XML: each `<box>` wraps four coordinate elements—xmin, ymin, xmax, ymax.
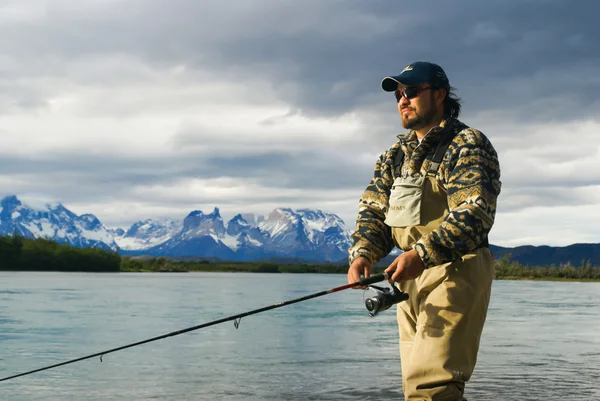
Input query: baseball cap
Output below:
<box><xmin>381</xmin><ymin>61</ymin><xmax>450</xmax><ymax>92</ymax></box>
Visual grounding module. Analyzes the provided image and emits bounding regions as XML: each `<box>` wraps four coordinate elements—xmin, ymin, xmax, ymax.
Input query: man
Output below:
<box><xmin>347</xmin><ymin>61</ymin><xmax>501</xmax><ymax>400</ymax></box>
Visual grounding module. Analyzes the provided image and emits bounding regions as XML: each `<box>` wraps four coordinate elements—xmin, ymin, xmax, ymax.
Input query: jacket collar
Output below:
<box><xmin>397</xmin><ymin>119</ymin><xmax>451</xmax><ymax>158</ymax></box>
<box><xmin>397</xmin><ymin>119</ymin><xmax>449</xmax><ymax>143</ymax></box>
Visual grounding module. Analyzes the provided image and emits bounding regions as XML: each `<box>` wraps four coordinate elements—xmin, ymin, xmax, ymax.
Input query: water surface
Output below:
<box><xmin>1</xmin><ymin>272</ymin><xmax>599</xmax><ymax>400</ymax></box>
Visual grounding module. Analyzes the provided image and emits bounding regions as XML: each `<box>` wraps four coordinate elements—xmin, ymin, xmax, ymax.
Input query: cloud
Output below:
<box><xmin>0</xmin><ymin>0</ymin><xmax>599</xmax><ymax>248</ymax></box>
<box><xmin>4</xmin><ymin>0</ymin><xmax>598</xmax><ymax>118</ymax></box>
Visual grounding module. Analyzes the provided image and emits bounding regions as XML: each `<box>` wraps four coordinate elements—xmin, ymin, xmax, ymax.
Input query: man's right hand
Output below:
<box><xmin>347</xmin><ymin>256</ymin><xmax>373</xmax><ymax>289</ymax></box>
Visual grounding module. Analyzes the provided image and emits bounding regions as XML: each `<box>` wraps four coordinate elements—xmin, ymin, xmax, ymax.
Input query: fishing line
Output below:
<box><xmin>0</xmin><ymin>272</ymin><xmax>392</xmax><ymax>383</ymax></box>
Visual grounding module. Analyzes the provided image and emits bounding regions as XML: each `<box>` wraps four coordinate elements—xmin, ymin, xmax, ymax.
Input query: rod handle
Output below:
<box><xmin>357</xmin><ymin>272</ymin><xmax>390</xmax><ymax>286</ymax></box>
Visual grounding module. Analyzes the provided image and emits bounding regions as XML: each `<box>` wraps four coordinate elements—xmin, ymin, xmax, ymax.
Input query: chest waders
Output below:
<box><xmin>385</xmin><ymin>129</ymin><xmax>495</xmax><ymax>401</ymax></box>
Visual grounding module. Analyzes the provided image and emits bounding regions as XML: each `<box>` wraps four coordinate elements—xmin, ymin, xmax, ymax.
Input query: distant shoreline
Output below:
<box><xmin>493</xmin><ymin>276</ymin><xmax>600</xmax><ymax>282</ymax></box>
<box><xmin>2</xmin><ymin>233</ymin><xmax>599</xmax><ymax>281</ymax></box>
<box><xmin>118</xmin><ymin>264</ymin><xmax>600</xmax><ymax>282</ymax></box>
<box><xmin>4</xmin><ymin>267</ymin><xmax>600</xmax><ymax>282</ymax></box>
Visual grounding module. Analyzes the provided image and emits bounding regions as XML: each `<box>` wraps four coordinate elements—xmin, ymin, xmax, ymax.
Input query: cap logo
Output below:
<box><xmin>401</xmin><ymin>65</ymin><xmax>413</xmax><ymax>73</ymax></box>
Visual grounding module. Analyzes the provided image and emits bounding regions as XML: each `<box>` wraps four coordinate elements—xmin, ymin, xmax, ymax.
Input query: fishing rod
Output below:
<box><xmin>1</xmin><ymin>272</ymin><xmax>406</xmax><ymax>383</ymax></box>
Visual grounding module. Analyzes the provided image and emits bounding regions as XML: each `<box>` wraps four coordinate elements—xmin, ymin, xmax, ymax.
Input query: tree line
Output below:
<box><xmin>493</xmin><ymin>253</ymin><xmax>600</xmax><ymax>280</ymax></box>
<box><xmin>121</xmin><ymin>253</ymin><xmax>600</xmax><ymax>280</ymax></box>
<box><xmin>120</xmin><ymin>256</ymin><xmax>350</xmax><ymax>274</ymax></box>
<box><xmin>0</xmin><ymin>234</ymin><xmax>120</xmax><ymax>272</ymax></box>
<box><xmin>2</xmin><ymin>234</ymin><xmax>600</xmax><ymax>280</ymax></box>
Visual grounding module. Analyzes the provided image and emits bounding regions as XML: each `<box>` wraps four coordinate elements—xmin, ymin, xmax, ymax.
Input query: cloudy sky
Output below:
<box><xmin>1</xmin><ymin>0</ymin><xmax>599</xmax><ymax>248</ymax></box>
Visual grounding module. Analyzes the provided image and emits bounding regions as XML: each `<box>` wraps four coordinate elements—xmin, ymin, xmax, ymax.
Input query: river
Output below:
<box><xmin>1</xmin><ymin>272</ymin><xmax>599</xmax><ymax>400</ymax></box>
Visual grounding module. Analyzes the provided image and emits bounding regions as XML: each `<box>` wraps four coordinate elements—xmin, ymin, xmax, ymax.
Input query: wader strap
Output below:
<box><xmin>392</xmin><ymin>126</ymin><xmax>456</xmax><ymax>179</ymax></box>
<box><xmin>479</xmin><ymin>237</ymin><xmax>489</xmax><ymax>248</ymax></box>
<box><xmin>426</xmin><ymin>127</ymin><xmax>457</xmax><ymax>176</ymax></box>
<box><xmin>393</xmin><ymin>146</ymin><xmax>405</xmax><ymax>178</ymax></box>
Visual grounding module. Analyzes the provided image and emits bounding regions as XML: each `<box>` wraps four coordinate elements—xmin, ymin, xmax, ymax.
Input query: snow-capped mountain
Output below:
<box><xmin>257</xmin><ymin>208</ymin><xmax>352</xmax><ymax>261</ymax></box>
<box><xmin>146</xmin><ymin>208</ymin><xmax>237</xmax><ymax>259</ymax></box>
<box><xmin>0</xmin><ymin>195</ymin><xmax>118</xmax><ymax>250</ymax></box>
<box><xmin>142</xmin><ymin>207</ymin><xmax>352</xmax><ymax>261</ymax></box>
<box><xmin>0</xmin><ymin>195</ymin><xmax>354</xmax><ymax>262</ymax></box>
<box><xmin>113</xmin><ymin>218</ymin><xmax>182</xmax><ymax>250</ymax></box>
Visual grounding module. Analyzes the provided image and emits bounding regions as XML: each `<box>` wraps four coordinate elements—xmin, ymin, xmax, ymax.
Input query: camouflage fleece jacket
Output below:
<box><xmin>348</xmin><ymin>118</ymin><xmax>502</xmax><ymax>269</ymax></box>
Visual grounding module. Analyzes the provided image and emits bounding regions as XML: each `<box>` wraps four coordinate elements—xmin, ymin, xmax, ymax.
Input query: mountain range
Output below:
<box><xmin>0</xmin><ymin>195</ymin><xmax>353</xmax><ymax>262</ymax></box>
<box><xmin>1</xmin><ymin>194</ymin><xmax>599</xmax><ymax>266</ymax></box>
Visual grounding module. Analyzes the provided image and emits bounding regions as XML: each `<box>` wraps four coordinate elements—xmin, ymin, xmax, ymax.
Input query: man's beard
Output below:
<box><xmin>402</xmin><ymin>100</ymin><xmax>438</xmax><ymax>130</ymax></box>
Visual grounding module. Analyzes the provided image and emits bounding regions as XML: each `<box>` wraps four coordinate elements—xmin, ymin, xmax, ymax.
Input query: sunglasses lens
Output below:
<box><xmin>394</xmin><ymin>87</ymin><xmax>420</xmax><ymax>102</ymax></box>
<box><xmin>404</xmin><ymin>87</ymin><xmax>419</xmax><ymax>99</ymax></box>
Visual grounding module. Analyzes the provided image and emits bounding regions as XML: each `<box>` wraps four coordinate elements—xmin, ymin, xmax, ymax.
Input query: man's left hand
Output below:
<box><xmin>385</xmin><ymin>249</ymin><xmax>425</xmax><ymax>282</ymax></box>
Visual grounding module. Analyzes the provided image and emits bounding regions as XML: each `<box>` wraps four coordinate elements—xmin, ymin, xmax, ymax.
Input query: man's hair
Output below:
<box><xmin>440</xmin><ymin>85</ymin><xmax>461</xmax><ymax>120</ymax></box>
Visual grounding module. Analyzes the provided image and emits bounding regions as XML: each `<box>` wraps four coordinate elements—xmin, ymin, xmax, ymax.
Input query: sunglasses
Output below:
<box><xmin>394</xmin><ymin>86</ymin><xmax>435</xmax><ymax>102</ymax></box>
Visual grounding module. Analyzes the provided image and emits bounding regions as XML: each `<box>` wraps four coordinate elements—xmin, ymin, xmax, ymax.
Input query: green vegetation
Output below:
<box><xmin>121</xmin><ymin>254</ymin><xmax>600</xmax><ymax>281</ymax></box>
<box><xmin>0</xmin><ymin>234</ymin><xmax>120</xmax><ymax>272</ymax></box>
<box><xmin>494</xmin><ymin>253</ymin><xmax>600</xmax><ymax>281</ymax></box>
<box><xmin>120</xmin><ymin>256</ymin><xmax>350</xmax><ymax>274</ymax></box>
<box><xmin>2</xmin><ymin>234</ymin><xmax>600</xmax><ymax>281</ymax></box>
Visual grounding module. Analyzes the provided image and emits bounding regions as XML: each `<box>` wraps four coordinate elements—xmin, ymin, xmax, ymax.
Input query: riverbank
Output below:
<box><xmin>120</xmin><ymin>269</ymin><xmax>600</xmax><ymax>282</ymax></box>
<box><xmin>120</xmin><ymin>256</ymin><xmax>600</xmax><ymax>282</ymax></box>
<box><xmin>494</xmin><ymin>276</ymin><xmax>600</xmax><ymax>282</ymax></box>
<box><xmin>2</xmin><ymin>234</ymin><xmax>599</xmax><ymax>281</ymax></box>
